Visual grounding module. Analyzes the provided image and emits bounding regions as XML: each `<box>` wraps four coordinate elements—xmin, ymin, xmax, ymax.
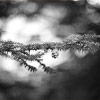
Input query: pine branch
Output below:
<box><xmin>0</xmin><ymin>33</ymin><xmax>100</xmax><ymax>73</ymax></box>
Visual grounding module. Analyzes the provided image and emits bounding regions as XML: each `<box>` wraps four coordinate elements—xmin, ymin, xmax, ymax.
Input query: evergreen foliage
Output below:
<box><xmin>0</xmin><ymin>33</ymin><xmax>100</xmax><ymax>73</ymax></box>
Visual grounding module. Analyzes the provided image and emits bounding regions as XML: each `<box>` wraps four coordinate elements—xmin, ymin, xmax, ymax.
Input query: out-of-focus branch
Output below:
<box><xmin>0</xmin><ymin>33</ymin><xmax>100</xmax><ymax>73</ymax></box>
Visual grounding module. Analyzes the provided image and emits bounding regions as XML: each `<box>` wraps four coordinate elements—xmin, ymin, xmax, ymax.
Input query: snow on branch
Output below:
<box><xmin>0</xmin><ymin>33</ymin><xmax>100</xmax><ymax>73</ymax></box>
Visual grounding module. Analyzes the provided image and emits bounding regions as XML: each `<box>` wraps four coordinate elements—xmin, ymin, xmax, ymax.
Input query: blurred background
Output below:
<box><xmin>0</xmin><ymin>0</ymin><xmax>100</xmax><ymax>100</ymax></box>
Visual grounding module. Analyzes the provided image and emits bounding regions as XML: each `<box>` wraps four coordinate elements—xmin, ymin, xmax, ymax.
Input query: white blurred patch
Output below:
<box><xmin>73</xmin><ymin>0</ymin><xmax>80</xmax><ymax>1</ymax></box>
<box><xmin>19</xmin><ymin>2</ymin><xmax>38</xmax><ymax>14</ymax></box>
<box><xmin>74</xmin><ymin>50</ymin><xmax>88</xmax><ymax>58</ymax></box>
<box><xmin>1</xmin><ymin>58</ymin><xmax>18</xmax><ymax>72</ymax></box>
<box><xmin>41</xmin><ymin>4</ymin><xmax>67</xmax><ymax>22</ymax></box>
<box><xmin>87</xmin><ymin>0</ymin><xmax>100</xmax><ymax>7</ymax></box>
<box><xmin>2</xmin><ymin>15</ymin><xmax>27</xmax><ymax>43</ymax></box>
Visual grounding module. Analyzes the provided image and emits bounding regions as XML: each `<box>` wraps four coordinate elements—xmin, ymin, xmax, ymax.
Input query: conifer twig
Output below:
<box><xmin>0</xmin><ymin>33</ymin><xmax>100</xmax><ymax>73</ymax></box>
